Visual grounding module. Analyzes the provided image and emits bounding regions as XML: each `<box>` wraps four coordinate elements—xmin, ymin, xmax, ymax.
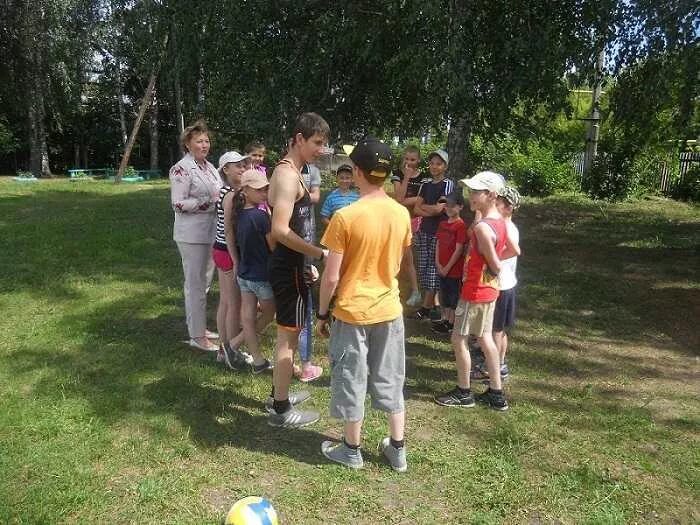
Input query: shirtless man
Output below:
<box><xmin>266</xmin><ymin>112</ymin><xmax>330</xmax><ymax>428</ymax></box>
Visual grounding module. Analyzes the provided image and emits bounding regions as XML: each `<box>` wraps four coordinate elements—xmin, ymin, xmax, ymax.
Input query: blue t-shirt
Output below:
<box><xmin>236</xmin><ymin>207</ymin><xmax>271</xmax><ymax>282</ymax></box>
<box><xmin>418</xmin><ymin>177</ymin><xmax>455</xmax><ymax>235</ymax></box>
<box><xmin>321</xmin><ymin>188</ymin><xmax>360</xmax><ymax>219</ymax></box>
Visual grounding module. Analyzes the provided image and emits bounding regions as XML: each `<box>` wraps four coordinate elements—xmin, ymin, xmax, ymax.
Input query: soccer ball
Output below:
<box><xmin>224</xmin><ymin>496</ymin><xmax>279</xmax><ymax>525</ymax></box>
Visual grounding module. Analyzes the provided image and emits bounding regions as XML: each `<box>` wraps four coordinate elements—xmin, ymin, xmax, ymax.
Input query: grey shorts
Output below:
<box><xmin>328</xmin><ymin>317</ymin><xmax>406</xmax><ymax>421</ymax></box>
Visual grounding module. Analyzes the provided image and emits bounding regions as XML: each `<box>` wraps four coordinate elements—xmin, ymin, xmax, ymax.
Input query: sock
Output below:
<box><xmin>490</xmin><ymin>389</ymin><xmax>503</xmax><ymax>395</ymax></box>
<box><xmin>223</xmin><ymin>341</ymin><xmax>232</xmax><ymax>352</ymax></box>
<box><xmin>457</xmin><ymin>385</ymin><xmax>471</xmax><ymax>395</ymax></box>
<box><xmin>390</xmin><ymin>438</ymin><xmax>404</xmax><ymax>449</ymax></box>
<box><xmin>270</xmin><ymin>386</ymin><xmax>275</xmax><ymax>397</ymax></box>
<box><xmin>273</xmin><ymin>399</ymin><xmax>291</xmax><ymax>414</ymax></box>
<box><xmin>343</xmin><ymin>438</ymin><xmax>360</xmax><ymax>450</ymax></box>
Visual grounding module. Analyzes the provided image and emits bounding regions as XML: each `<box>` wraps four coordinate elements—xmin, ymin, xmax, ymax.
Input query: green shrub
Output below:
<box><xmin>509</xmin><ymin>141</ymin><xmax>579</xmax><ymax>196</ymax></box>
<box><xmin>582</xmin><ymin>153</ymin><xmax>636</xmax><ymax>201</ymax></box>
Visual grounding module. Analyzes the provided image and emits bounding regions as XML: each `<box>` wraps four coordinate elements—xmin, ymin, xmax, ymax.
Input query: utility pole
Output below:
<box><xmin>583</xmin><ymin>46</ymin><xmax>605</xmax><ymax>175</ymax></box>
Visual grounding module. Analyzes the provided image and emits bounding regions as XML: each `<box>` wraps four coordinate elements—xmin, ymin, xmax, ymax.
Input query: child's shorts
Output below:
<box><xmin>493</xmin><ymin>287</ymin><xmax>516</xmax><ymax>332</ymax></box>
<box><xmin>439</xmin><ymin>276</ymin><xmax>461</xmax><ymax>309</ymax></box>
<box><xmin>328</xmin><ymin>317</ymin><xmax>405</xmax><ymax>421</ymax></box>
<box><xmin>237</xmin><ymin>276</ymin><xmax>274</xmax><ymax>301</ymax></box>
<box><xmin>453</xmin><ymin>300</ymin><xmax>496</xmax><ymax>337</ymax></box>
<box><xmin>212</xmin><ymin>246</ymin><xmax>234</xmax><ymax>272</ymax></box>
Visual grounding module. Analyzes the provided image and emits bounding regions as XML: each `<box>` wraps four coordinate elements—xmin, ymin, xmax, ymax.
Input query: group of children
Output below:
<box><xmin>390</xmin><ymin>146</ymin><xmax>522</xmax><ymax>412</ymax></box>
<box><xmin>193</xmin><ymin>116</ymin><xmax>521</xmax><ymax>472</ymax></box>
<box><xmin>211</xmin><ymin>141</ymin><xmax>361</xmax><ymax>383</ymax></box>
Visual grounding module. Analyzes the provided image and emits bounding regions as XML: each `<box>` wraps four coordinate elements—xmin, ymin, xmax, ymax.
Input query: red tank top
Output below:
<box><xmin>461</xmin><ymin>217</ymin><xmax>507</xmax><ymax>303</ymax></box>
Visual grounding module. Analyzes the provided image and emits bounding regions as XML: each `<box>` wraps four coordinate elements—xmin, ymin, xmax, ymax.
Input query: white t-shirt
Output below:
<box><xmin>499</xmin><ymin>221</ymin><xmax>519</xmax><ymax>291</ymax></box>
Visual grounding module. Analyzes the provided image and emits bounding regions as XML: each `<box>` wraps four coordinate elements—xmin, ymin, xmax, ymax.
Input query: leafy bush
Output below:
<box><xmin>508</xmin><ymin>141</ymin><xmax>579</xmax><ymax>196</ymax></box>
<box><xmin>582</xmin><ymin>153</ymin><xmax>636</xmax><ymax>201</ymax></box>
<box><xmin>472</xmin><ymin>134</ymin><xmax>578</xmax><ymax>196</ymax></box>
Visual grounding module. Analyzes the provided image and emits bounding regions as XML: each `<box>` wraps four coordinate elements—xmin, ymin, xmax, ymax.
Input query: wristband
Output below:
<box><xmin>316</xmin><ymin>311</ymin><xmax>330</xmax><ymax>321</ymax></box>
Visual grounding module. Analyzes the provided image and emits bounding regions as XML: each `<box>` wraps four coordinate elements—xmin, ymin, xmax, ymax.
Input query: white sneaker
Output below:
<box><xmin>188</xmin><ymin>338</ymin><xmax>218</xmax><ymax>352</ymax></box>
<box><xmin>379</xmin><ymin>437</ymin><xmax>407</xmax><ymax>472</ymax></box>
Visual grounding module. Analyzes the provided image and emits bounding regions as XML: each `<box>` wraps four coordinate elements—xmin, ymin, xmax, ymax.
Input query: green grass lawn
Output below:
<box><xmin>0</xmin><ymin>178</ymin><xmax>698</xmax><ymax>524</ymax></box>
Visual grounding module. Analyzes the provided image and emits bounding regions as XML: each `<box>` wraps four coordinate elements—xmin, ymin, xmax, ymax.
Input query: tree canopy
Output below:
<box><xmin>0</xmin><ymin>0</ymin><xmax>696</xmax><ymax>179</ymax></box>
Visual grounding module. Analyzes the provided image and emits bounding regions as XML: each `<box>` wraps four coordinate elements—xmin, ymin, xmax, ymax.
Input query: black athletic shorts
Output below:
<box><xmin>439</xmin><ymin>276</ymin><xmax>461</xmax><ymax>309</ymax></box>
<box><xmin>492</xmin><ymin>287</ymin><xmax>517</xmax><ymax>332</ymax></box>
<box><xmin>269</xmin><ymin>258</ymin><xmax>308</xmax><ymax>330</ymax></box>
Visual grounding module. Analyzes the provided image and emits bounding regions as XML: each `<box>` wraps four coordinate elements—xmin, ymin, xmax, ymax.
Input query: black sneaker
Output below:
<box><xmin>252</xmin><ymin>359</ymin><xmax>273</xmax><ymax>374</ymax></box>
<box><xmin>408</xmin><ymin>308</ymin><xmax>431</xmax><ymax>321</ymax></box>
<box><xmin>221</xmin><ymin>343</ymin><xmax>250</xmax><ymax>370</ymax></box>
<box><xmin>475</xmin><ymin>388</ymin><xmax>509</xmax><ymax>411</ymax></box>
<box><xmin>264</xmin><ymin>390</ymin><xmax>311</xmax><ymax>413</ymax></box>
<box><xmin>435</xmin><ymin>387</ymin><xmax>475</xmax><ymax>407</ymax></box>
<box><xmin>431</xmin><ymin>320</ymin><xmax>451</xmax><ymax>334</ymax></box>
<box><xmin>470</xmin><ymin>365</ymin><xmax>489</xmax><ymax>381</ymax></box>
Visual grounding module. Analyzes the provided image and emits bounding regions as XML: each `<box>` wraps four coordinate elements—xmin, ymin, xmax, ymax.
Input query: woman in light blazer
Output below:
<box><xmin>169</xmin><ymin>120</ymin><xmax>222</xmax><ymax>352</ymax></box>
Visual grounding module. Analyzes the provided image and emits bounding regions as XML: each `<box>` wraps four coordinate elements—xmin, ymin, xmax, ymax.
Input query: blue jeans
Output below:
<box><xmin>297</xmin><ymin>288</ymin><xmax>313</xmax><ymax>362</ymax></box>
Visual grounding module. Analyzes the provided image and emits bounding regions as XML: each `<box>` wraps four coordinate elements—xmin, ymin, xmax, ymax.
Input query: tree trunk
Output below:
<box><xmin>444</xmin><ymin>0</ymin><xmax>473</xmax><ymax>180</ymax></box>
<box><xmin>172</xmin><ymin>19</ymin><xmax>184</xmax><ymax>138</ymax></box>
<box><xmin>28</xmin><ymin>98</ymin><xmax>41</xmax><ymax>176</ymax></box>
<box><xmin>196</xmin><ymin>62</ymin><xmax>205</xmax><ymax>117</ymax></box>
<box><xmin>447</xmin><ymin>115</ymin><xmax>471</xmax><ymax>180</ymax></box>
<box><xmin>40</xmin><ymin>129</ymin><xmax>52</xmax><ymax>177</ymax></box>
<box><xmin>116</xmin><ymin>32</ymin><xmax>169</xmax><ymax>183</ymax></box>
<box><xmin>116</xmin><ymin>57</ymin><xmax>128</xmax><ymax>146</ymax></box>
<box><xmin>25</xmin><ymin>0</ymin><xmax>52</xmax><ymax>178</ymax></box>
<box><xmin>150</xmin><ymin>88</ymin><xmax>159</xmax><ymax>170</ymax></box>
<box><xmin>195</xmin><ymin>22</ymin><xmax>206</xmax><ymax>117</ymax></box>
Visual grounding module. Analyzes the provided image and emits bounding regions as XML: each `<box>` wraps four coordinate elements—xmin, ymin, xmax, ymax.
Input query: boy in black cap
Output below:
<box><xmin>431</xmin><ymin>190</ymin><xmax>468</xmax><ymax>334</ymax></box>
<box><xmin>316</xmin><ymin>137</ymin><xmax>412</xmax><ymax>472</ymax></box>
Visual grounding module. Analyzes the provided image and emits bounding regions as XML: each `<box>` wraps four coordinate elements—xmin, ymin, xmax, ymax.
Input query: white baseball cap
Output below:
<box><xmin>459</xmin><ymin>171</ymin><xmax>505</xmax><ymax>192</ymax></box>
<box><xmin>428</xmin><ymin>149</ymin><xmax>449</xmax><ymax>165</ymax></box>
<box><xmin>218</xmin><ymin>151</ymin><xmax>249</xmax><ymax>171</ymax></box>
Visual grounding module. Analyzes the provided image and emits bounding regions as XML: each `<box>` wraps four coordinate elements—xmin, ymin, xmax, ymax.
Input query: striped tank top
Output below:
<box><xmin>214</xmin><ymin>185</ymin><xmax>233</xmax><ymax>248</ymax></box>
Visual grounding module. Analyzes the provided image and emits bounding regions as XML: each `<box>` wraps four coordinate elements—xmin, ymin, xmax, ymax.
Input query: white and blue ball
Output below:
<box><xmin>224</xmin><ymin>496</ymin><xmax>279</xmax><ymax>525</ymax></box>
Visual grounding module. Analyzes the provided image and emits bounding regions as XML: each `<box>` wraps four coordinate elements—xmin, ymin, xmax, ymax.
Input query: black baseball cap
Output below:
<box><xmin>348</xmin><ymin>136</ymin><xmax>393</xmax><ymax>177</ymax></box>
<box><xmin>446</xmin><ymin>190</ymin><xmax>464</xmax><ymax>206</ymax></box>
<box><xmin>336</xmin><ymin>164</ymin><xmax>353</xmax><ymax>175</ymax></box>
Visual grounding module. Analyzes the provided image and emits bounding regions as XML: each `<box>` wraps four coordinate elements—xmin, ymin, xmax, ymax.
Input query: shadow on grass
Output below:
<box><xmin>517</xmin><ymin>197</ymin><xmax>699</xmax><ymax>355</ymax></box>
<box><xmin>1</xmin><ymin>183</ymin><xmax>698</xmax><ymax>467</ymax></box>
<box><xmin>3</xmin><ymin>289</ymin><xmax>329</xmax><ymax>465</ymax></box>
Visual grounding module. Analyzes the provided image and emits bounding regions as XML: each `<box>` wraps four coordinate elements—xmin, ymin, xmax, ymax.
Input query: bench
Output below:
<box><xmin>68</xmin><ymin>168</ymin><xmax>116</xmax><ymax>179</ymax></box>
<box><xmin>67</xmin><ymin>168</ymin><xmax>162</xmax><ymax>180</ymax></box>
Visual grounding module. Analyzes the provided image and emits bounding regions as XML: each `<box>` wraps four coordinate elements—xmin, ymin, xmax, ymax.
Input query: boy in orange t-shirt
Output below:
<box><xmin>316</xmin><ymin>137</ymin><xmax>412</xmax><ymax>472</ymax></box>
